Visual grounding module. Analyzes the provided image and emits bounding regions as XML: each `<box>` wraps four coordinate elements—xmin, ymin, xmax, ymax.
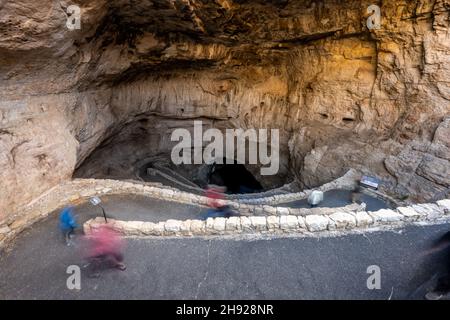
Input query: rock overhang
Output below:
<box><xmin>0</xmin><ymin>0</ymin><xmax>449</xmax><ymax>226</ymax></box>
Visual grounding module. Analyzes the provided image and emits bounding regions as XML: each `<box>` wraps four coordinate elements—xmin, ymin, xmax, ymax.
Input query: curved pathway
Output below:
<box><xmin>68</xmin><ymin>194</ymin><xmax>206</xmax><ymax>224</ymax></box>
<box><xmin>0</xmin><ymin>195</ymin><xmax>449</xmax><ymax>299</ymax></box>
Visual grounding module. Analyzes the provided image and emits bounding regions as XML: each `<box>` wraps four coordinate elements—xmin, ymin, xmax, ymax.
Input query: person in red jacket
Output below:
<box><xmin>205</xmin><ymin>185</ymin><xmax>226</xmax><ymax>209</ymax></box>
<box><xmin>84</xmin><ymin>224</ymin><xmax>126</xmax><ymax>278</ymax></box>
<box><xmin>202</xmin><ymin>185</ymin><xmax>238</xmax><ymax>219</ymax></box>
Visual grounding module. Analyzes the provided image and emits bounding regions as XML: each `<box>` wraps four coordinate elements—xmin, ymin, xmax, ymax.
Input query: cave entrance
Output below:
<box><xmin>74</xmin><ymin>116</ymin><xmax>289</xmax><ymax>193</ymax></box>
<box><xmin>208</xmin><ymin>158</ymin><xmax>264</xmax><ymax>194</ymax></box>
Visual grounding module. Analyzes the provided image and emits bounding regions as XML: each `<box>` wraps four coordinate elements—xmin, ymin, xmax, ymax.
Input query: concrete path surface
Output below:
<box><xmin>1</xmin><ymin>196</ymin><xmax>449</xmax><ymax>299</ymax></box>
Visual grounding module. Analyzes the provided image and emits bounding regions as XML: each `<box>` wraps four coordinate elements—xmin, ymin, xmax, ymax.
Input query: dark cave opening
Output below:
<box><xmin>73</xmin><ymin>116</ymin><xmax>289</xmax><ymax>194</ymax></box>
<box><xmin>208</xmin><ymin>158</ymin><xmax>264</xmax><ymax>194</ymax></box>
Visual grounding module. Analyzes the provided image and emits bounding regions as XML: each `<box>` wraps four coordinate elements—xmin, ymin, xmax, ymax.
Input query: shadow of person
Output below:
<box><xmin>408</xmin><ymin>231</ymin><xmax>450</xmax><ymax>300</ymax></box>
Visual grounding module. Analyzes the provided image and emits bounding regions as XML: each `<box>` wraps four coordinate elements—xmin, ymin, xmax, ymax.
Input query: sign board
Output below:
<box><xmin>360</xmin><ymin>176</ymin><xmax>380</xmax><ymax>189</ymax></box>
<box><xmin>89</xmin><ymin>196</ymin><xmax>102</xmax><ymax>206</ymax></box>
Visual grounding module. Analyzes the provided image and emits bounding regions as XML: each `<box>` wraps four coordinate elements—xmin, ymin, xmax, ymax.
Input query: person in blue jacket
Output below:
<box><xmin>59</xmin><ymin>206</ymin><xmax>79</xmax><ymax>245</ymax></box>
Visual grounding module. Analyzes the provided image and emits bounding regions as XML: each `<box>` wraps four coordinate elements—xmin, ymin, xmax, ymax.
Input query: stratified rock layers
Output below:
<box><xmin>0</xmin><ymin>0</ymin><xmax>449</xmax><ymax>223</ymax></box>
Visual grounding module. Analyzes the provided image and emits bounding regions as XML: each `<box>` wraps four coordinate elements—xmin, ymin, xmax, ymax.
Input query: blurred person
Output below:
<box><xmin>351</xmin><ymin>186</ymin><xmax>363</xmax><ymax>204</ymax></box>
<box><xmin>202</xmin><ymin>185</ymin><xmax>239</xmax><ymax>219</ymax></box>
<box><xmin>205</xmin><ymin>185</ymin><xmax>226</xmax><ymax>209</ymax></box>
<box><xmin>308</xmin><ymin>190</ymin><xmax>324</xmax><ymax>208</ymax></box>
<box><xmin>59</xmin><ymin>206</ymin><xmax>79</xmax><ymax>246</ymax></box>
<box><xmin>424</xmin><ymin>231</ymin><xmax>450</xmax><ymax>300</ymax></box>
<box><xmin>84</xmin><ymin>224</ymin><xmax>126</xmax><ymax>278</ymax></box>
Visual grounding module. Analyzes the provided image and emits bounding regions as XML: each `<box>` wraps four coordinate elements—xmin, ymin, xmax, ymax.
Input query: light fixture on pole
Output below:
<box><xmin>90</xmin><ymin>196</ymin><xmax>108</xmax><ymax>223</ymax></box>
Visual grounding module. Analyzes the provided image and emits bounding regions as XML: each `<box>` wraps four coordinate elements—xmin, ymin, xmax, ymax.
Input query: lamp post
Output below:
<box><xmin>90</xmin><ymin>196</ymin><xmax>108</xmax><ymax>223</ymax></box>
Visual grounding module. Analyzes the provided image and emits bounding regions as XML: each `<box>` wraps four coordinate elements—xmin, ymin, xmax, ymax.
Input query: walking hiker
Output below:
<box><xmin>59</xmin><ymin>206</ymin><xmax>79</xmax><ymax>246</ymax></box>
<box><xmin>201</xmin><ymin>185</ymin><xmax>239</xmax><ymax>219</ymax></box>
<box><xmin>425</xmin><ymin>231</ymin><xmax>450</xmax><ymax>300</ymax></box>
<box><xmin>308</xmin><ymin>190</ymin><xmax>324</xmax><ymax>208</ymax></box>
<box><xmin>351</xmin><ymin>186</ymin><xmax>363</xmax><ymax>204</ymax></box>
<box><xmin>84</xmin><ymin>224</ymin><xmax>126</xmax><ymax>278</ymax></box>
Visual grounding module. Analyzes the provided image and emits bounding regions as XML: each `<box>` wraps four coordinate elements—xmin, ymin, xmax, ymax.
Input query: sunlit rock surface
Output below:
<box><xmin>0</xmin><ymin>0</ymin><xmax>449</xmax><ymax>223</ymax></box>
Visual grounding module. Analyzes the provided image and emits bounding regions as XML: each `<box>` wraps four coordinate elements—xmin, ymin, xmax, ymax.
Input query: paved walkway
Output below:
<box><xmin>141</xmin><ymin>168</ymin><xmax>390</xmax><ymax>212</ymax></box>
<box><xmin>70</xmin><ymin>194</ymin><xmax>206</xmax><ymax>224</ymax></box>
<box><xmin>0</xmin><ymin>200</ymin><xmax>449</xmax><ymax>299</ymax></box>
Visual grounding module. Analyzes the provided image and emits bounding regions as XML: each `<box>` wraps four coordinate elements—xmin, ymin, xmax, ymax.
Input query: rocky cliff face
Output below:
<box><xmin>0</xmin><ymin>0</ymin><xmax>449</xmax><ymax>223</ymax></box>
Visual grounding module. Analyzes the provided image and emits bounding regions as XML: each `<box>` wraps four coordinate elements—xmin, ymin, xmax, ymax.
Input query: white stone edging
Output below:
<box><xmin>83</xmin><ymin>199</ymin><xmax>450</xmax><ymax>238</ymax></box>
<box><xmin>0</xmin><ymin>171</ymin><xmax>362</xmax><ymax>247</ymax></box>
<box><xmin>0</xmin><ymin>172</ymin><xmax>441</xmax><ymax>248</ymax></box>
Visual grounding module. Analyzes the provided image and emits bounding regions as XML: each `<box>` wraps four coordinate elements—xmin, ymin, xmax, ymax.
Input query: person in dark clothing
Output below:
<box><xmin>351</xmin><ymin>186</ymin><xmax>363</xmax><ymax>204</ymax></box>
<box><xmin>425</xmin><ymin>231</ymin><xmax>450</xmax><ymax>300</ymax></box>
<box><xmin>202</xmin><ymin>205</ymin><xmax>239</xmax><ymax>219</ymax></box>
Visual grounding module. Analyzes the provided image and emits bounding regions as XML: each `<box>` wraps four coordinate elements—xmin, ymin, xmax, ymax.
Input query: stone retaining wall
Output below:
<box><xmin>229</xmin><ymin>168</ymin><xmax>362</xmax><ymax>204</ymax></box>
<box><xmin>0</xmin><ymin>170</ymin><xmax>411</xmax><ymax>248</ymax></box>
<box><xmin>0</xmin><ymin>178</ymin><xmax>206</xmax><ymax>248</ymax></box>
<box><xmin>84</xmin><ymin>199</ymin><xmax>450</xmax><ymax>237</ymax></box>
<box><xmin>146</xmin><ymin>168</ymin><xmax>362</xmax><ymax>205</ymax></box>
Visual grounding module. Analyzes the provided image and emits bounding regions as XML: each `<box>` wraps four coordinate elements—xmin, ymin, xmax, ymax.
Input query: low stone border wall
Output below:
<box><xmin>84</xmin><ymin>199</ymin><xmax>450</xmax><ymax>237</ymax></box>
<box><xmin>228</xmin><ymin>168</ymin><xmax>362</xmax><ymax>205</ymax></box>
<box><xmin>144</xmin><ymin>167</ymin><xmax>364</xmax><ymax>206</ymax></box>
<box><xmin>0</xmin><ymin>178</ymin><xmax>207</xmax><ymax>248</ymax></box>
<box><xmin>0</xmin><ymin>170</ymin><xmax>361</xmax><ymax>246</ymax></box>
<box><xmin>0</xmin><ymin>169</ymin><xmax>409</xmax><ymax>248</ymax></box>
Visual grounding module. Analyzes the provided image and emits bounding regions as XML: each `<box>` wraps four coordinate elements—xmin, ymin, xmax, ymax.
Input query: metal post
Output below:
<box><xmin>100</xmin><ymin>205</ymin><xmax>108</xmax><ymax>223</ymax></box>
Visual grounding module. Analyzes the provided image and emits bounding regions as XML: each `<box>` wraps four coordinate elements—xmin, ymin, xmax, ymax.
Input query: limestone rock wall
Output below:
<box><xmin>0</xmin><ymin>0</ymin><xmax>449</xmax><ymax>223</ymax></box>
